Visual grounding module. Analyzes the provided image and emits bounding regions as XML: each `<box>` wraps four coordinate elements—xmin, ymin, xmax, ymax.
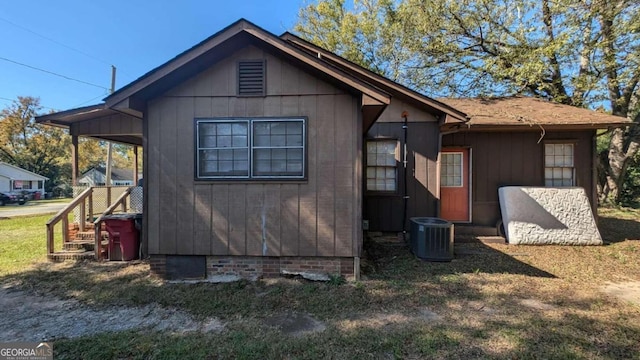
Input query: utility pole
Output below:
<box><xmin>105</xmin><ymin>65</ymin><xmax>116</xmax><ymax>186</ymax></box>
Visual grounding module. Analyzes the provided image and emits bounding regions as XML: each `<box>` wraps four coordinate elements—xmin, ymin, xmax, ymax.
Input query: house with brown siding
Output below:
<box><xmin>37</xmin><ymin>19</ymin><xmax>629</xmax><ymax>279</ymax></box>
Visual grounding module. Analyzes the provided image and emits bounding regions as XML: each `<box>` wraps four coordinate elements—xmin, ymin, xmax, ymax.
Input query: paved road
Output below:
<box><xmin>0</xmin><ymin>201</ymin><xmax>70</xmax><ymax>218</ymax></box>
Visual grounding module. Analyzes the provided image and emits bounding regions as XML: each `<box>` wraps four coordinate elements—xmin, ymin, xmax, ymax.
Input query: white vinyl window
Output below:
<box><xmin>197</xmin><ymin>119</ymin><xmax>305</xmax><ymax>179</ymax></box>
<box><xmin>441</xmin><ymin>152</ymin><xmax>463</xmax><ymax>187</ymax></box>
<box><xmin>545</xmin><ymin>143</ymin><xmax>574</xmax><ymax>186</ymax></box>
<box><xmin>366</xmin><ymin>140</ymin><xmax>397</xmax><ymax>191</ymax></box>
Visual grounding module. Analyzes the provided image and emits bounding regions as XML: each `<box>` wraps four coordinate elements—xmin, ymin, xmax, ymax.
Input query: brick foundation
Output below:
<box><xmin>148</xmin><ymin>255</ymin><xmax>357</xmax><ymax>281</ymax></box>
<box><xmin>149</xmin><ymin>255</ymin><xmax>167</xmax><ymax>278</ymax></box>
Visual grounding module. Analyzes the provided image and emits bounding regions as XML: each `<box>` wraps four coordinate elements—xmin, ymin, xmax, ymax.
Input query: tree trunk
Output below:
<box><xmin>604</xmin><ymin>127</ymin><xmax>640</xmax><ymax>203</ymax></box>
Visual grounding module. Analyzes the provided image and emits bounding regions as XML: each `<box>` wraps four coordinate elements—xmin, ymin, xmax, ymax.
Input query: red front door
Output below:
<box><xmin>440</xmin><ymin>148</ymin><xmax>470</xmax><ymax>222</ymax></box>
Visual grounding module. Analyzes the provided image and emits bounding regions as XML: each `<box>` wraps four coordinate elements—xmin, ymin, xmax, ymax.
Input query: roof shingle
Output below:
<box><xmin>438</xmin><ymin>96</ymin><xmax>630</xmax><ymax>127</ymax></box>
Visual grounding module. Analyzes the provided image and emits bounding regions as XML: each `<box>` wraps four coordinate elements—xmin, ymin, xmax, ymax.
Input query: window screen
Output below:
<box><xmin>441</xmin><ymin>153</ymin><xmax>463</xmax><ymax>187</ymax></box>
<box><xmin>545</xmin><ymin>143</ymin><xmax>574</xmax><ymax>186</ymax></box>
<box><xmin>253</xmin><ymin>121</ymin><xmax>304</xmax><ymax>177</ymax></box>
<box><xmin>197</xmin><ymin>119</ymin><xmax>305</xmax><ymax>179</ymax></box>
<box><xmin>366</xmin><ymin>140</ymin><xmax>397</xmax><ymax>191</ymax></box>
<box><xmin>198</xmin><ymin>121</ymin><xmax>250</xmax><ymax>178</ymax></box>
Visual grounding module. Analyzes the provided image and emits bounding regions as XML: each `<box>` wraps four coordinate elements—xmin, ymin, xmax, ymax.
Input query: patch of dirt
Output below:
<box><xmin>465</xmin><ymin>301</ymin><xmax>499</xmax><ymax>315</ymax></box>
<box><xmin>519</xmin><ymin>298</ymin><xmax>557</xmax><ymax>311</ymax></box>
<box><xmin>263</xmin><ymin>311</ymin><xmax>326</xmax><ymax>337</ymax></box>
<box><xmin>336</xmin><ymin>308</ymin><xmax>442</xmax><ymax>330</ymax></box>
<box><xmin>602</xmin><ymin>281</ymin><xmax>640</xmax><ymax>306</ymax></box>
<box><xmin>0</xmin><ymin>287</ymin><xmax>224</xmax><ymax>342</ymax></box>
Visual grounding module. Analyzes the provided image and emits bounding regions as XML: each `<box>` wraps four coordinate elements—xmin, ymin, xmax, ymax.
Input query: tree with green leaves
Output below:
<box><xmin>0</xmin><ymin>97</ymin><xmax>140</xmax><ymax>193</ymax></box>
<box><xmin>78</xmin><ymin>138</ymin><xmax>106</xmax><ymax>173</ymax></box>
<box><xmin>296</xmin><ymin>0</ymin><xmax>640</xmax><ymax>204</ymax></box>
<box><xmin>0</xmin><ymin>96</ymin><xmax>70</xmax><ymax>191</ymax></box>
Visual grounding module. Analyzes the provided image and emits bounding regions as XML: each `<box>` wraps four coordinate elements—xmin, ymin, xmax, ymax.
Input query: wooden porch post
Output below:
<box><xmin>71</xmin><ymin>135</ymin><xmax>79</xmax><ymax>186</ymax></box>
<box><xmin>133</xmin><ymin>146</ymin><xmax>139</xmax><ymax>185</ymax></box>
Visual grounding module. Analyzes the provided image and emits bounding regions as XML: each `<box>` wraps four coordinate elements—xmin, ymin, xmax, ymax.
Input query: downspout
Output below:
<box><xmin>402</xmin><ymin>111</ymin><xmax>409</xmax><ymax>241</ymax></box>
<box><xmin>591</xmin><ymin>131</ymin><xmax>599</xmax><ymax>224</ymax></box>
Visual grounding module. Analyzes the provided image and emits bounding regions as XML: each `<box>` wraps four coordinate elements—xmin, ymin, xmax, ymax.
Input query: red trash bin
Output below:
<box><xmin>33</xmin><ymin>192</ymin><xmax>41</xmax><ymax>200</ymax></box>
<box><xmin>103</xmin><ymin>214</ymin><xmax>140</xmax><ymax>261</ymax></box>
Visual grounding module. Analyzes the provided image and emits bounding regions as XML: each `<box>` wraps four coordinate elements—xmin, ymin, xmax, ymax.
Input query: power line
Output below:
<box><xmin>0</xmin><ymin>16</ymin><xmax>112</xmax><ymax>67</ymax></box>
<box><xmin>0</xmin><ymin>16</ymin><xmax>137</xmax><ymax>81</ymax></box>
<box><xmin>0</xmin><ymin>56</ymin><xmax>109</xmax><ymax>90</ymax></box>
<box><xmin>0</xmin><ymin>96</ymin><xmax>58</xmax><ymax>111</ymax></box>
<box><xmin>72</xmin><ymin>91</ymin><xmax>108</xmax><ymax>108</ymax></box>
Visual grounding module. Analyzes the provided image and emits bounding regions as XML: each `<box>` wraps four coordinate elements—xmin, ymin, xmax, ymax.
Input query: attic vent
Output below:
<box><xmin>238</xmin><ymin>60</ymin><xmax>265</xmax><ymax>96</ymax></box>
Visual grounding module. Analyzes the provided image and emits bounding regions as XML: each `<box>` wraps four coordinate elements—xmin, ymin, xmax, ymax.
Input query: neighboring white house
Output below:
<box><xmin>78</xmin><ymin>167</ymin><xmax>137</xmax><ymax>186</ymax></box>
<box><xmin>0</xmin><ymin>162</ymin><xmax>48</xmax><ymax>197</ymax></box>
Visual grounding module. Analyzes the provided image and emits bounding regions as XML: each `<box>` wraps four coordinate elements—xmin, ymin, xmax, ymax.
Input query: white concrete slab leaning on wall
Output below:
<box><xmin>498</xmin><ymin>186</ymin><xmax>602</xmax><ymax>245</ymax></box>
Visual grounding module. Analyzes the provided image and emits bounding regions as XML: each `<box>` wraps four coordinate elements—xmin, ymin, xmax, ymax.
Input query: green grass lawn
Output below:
<box><xmin>1</xmin><ymin>208</ymin><xmax>640</xmax><ymax>359</ymax></box>
<box><xmin>0</xmin><ymin>214</ymin><xmax>50</xmax><ymax>275</ymax></box>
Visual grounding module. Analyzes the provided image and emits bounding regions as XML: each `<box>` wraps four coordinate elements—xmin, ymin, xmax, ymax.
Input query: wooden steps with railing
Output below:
<box><xmin>46</xmin><ymin>185</ymin><xmax>140</xmax><ymax>262</ymax></box>
<box><xmin>48</xmin><ymin>223</ymin><xmax>109</xmax><ymax>261</ymax></box>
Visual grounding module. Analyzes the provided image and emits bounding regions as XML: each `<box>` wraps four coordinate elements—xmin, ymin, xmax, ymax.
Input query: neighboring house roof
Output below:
<box><xmin>0</xmin><ymin>162</ymin><xmax>48</xmax><ymax>180</ymax></box>
<box><xmin>438</xmin><ymin>96</ymin><xmax>631</xmax><ymax>129</ymax></box>
<box><xmin>80</xmin><ymin>167</ymin><xmax>135</xmax><ymax>182</ymax></box>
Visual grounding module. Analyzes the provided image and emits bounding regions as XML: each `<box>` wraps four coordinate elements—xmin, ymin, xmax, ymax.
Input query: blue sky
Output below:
<box><xmin>0</xmin><ymin>0</ymin><xmax>304</xmax><ymax>112</ymax></box>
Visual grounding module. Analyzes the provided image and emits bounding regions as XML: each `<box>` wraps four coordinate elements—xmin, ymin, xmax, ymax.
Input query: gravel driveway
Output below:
<box><xmin>0</xmin><ymin>286</ymin><xmax>224</xmax><ymax>342</ymax></box>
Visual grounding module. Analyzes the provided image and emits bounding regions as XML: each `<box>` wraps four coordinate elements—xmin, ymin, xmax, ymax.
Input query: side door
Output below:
<box><xmin>440</xmin><ymin>148</ymin><xmax>470</xmax><ymax>222</ymax></box>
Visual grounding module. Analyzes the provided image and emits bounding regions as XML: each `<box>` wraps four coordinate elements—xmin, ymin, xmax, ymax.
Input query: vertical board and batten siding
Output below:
<box><xmin>146</xmin><ymin>45</ymin><xmax>361</xmax><ymax>258</ymax></box>
<box><xmin>365</xmin><ymin>115</ymin><xmax>440</xmax><ymax>232</ymax></box>
<box><xmin>442</xmin><ymin>130</ymin><xmax>595</xmax><ymax>226</ymax></box>
<box><xmin>71</xmin><ymin>113</ymin><xmax>142</xmax><ymax>137</ymax></box>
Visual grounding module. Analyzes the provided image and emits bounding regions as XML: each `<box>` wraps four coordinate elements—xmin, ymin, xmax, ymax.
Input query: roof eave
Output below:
<box><xmin>35</xmin><ymin>104</ymin><xmax>107</xmax><ymax>125</ymax></box>
<box><xmin>281</xmin><ymin>32</ymin><xmax>467</xmax><ymax>121</ymax></box>
<box><xmin>441</xmin><ymin>121</ymin><xmax>632</xmax><ymax>132</ymax></box>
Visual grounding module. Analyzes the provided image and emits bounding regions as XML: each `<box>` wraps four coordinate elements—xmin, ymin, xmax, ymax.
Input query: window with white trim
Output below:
<box><xmin>197</xmin><ymin>119</ymin><xmax>305</xmax><ymax>179</ymax></box>
<box><xmin>544</xmin><ymin>143</ymin><xmax>574</xmax><ymax>186</ymax></box>
<box><xmin>366</xmin><ymin>140</ymin><xmax>397</xmax><ymax>191</ymax></box>
<box><xmin>441</xmin><ymin>152</ymin><xmax>463</xmax><ymax>187</ymax></box>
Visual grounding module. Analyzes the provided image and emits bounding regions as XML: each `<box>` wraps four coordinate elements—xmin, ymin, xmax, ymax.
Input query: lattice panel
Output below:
<box><xmin>72</xmin><ymin>186</ymin><xmax>142</xmax><ymax>223</ymax></box>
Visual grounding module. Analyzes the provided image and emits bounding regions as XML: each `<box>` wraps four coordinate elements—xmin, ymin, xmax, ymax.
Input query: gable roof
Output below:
<box><xmin>437</xmin><ymin>96</ymin><xmax>630</xmax><ymax>129</ymax></box>
<box><xmin>280</xmin><ymin>32</ymin><xmax>468</xmax><ymax>123</ymax></box>
<box><xmin>105</xmin><ymin>19</ymin><xmax>391</xmax><ymax>113</ymax></box>
<box><xmin>36</xmin><ymin>104</ymin><xmax>113</xmax><ymax>127</ymax></box>
<box><xmin>81</xmin><ymin>167</ymin><xmax>135</xmax><ymax>181</ymax></box>
<box><xmin>0</xmin><ymin>162</ymin><xmax>48</xmax><ymax>180</ymax></box>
